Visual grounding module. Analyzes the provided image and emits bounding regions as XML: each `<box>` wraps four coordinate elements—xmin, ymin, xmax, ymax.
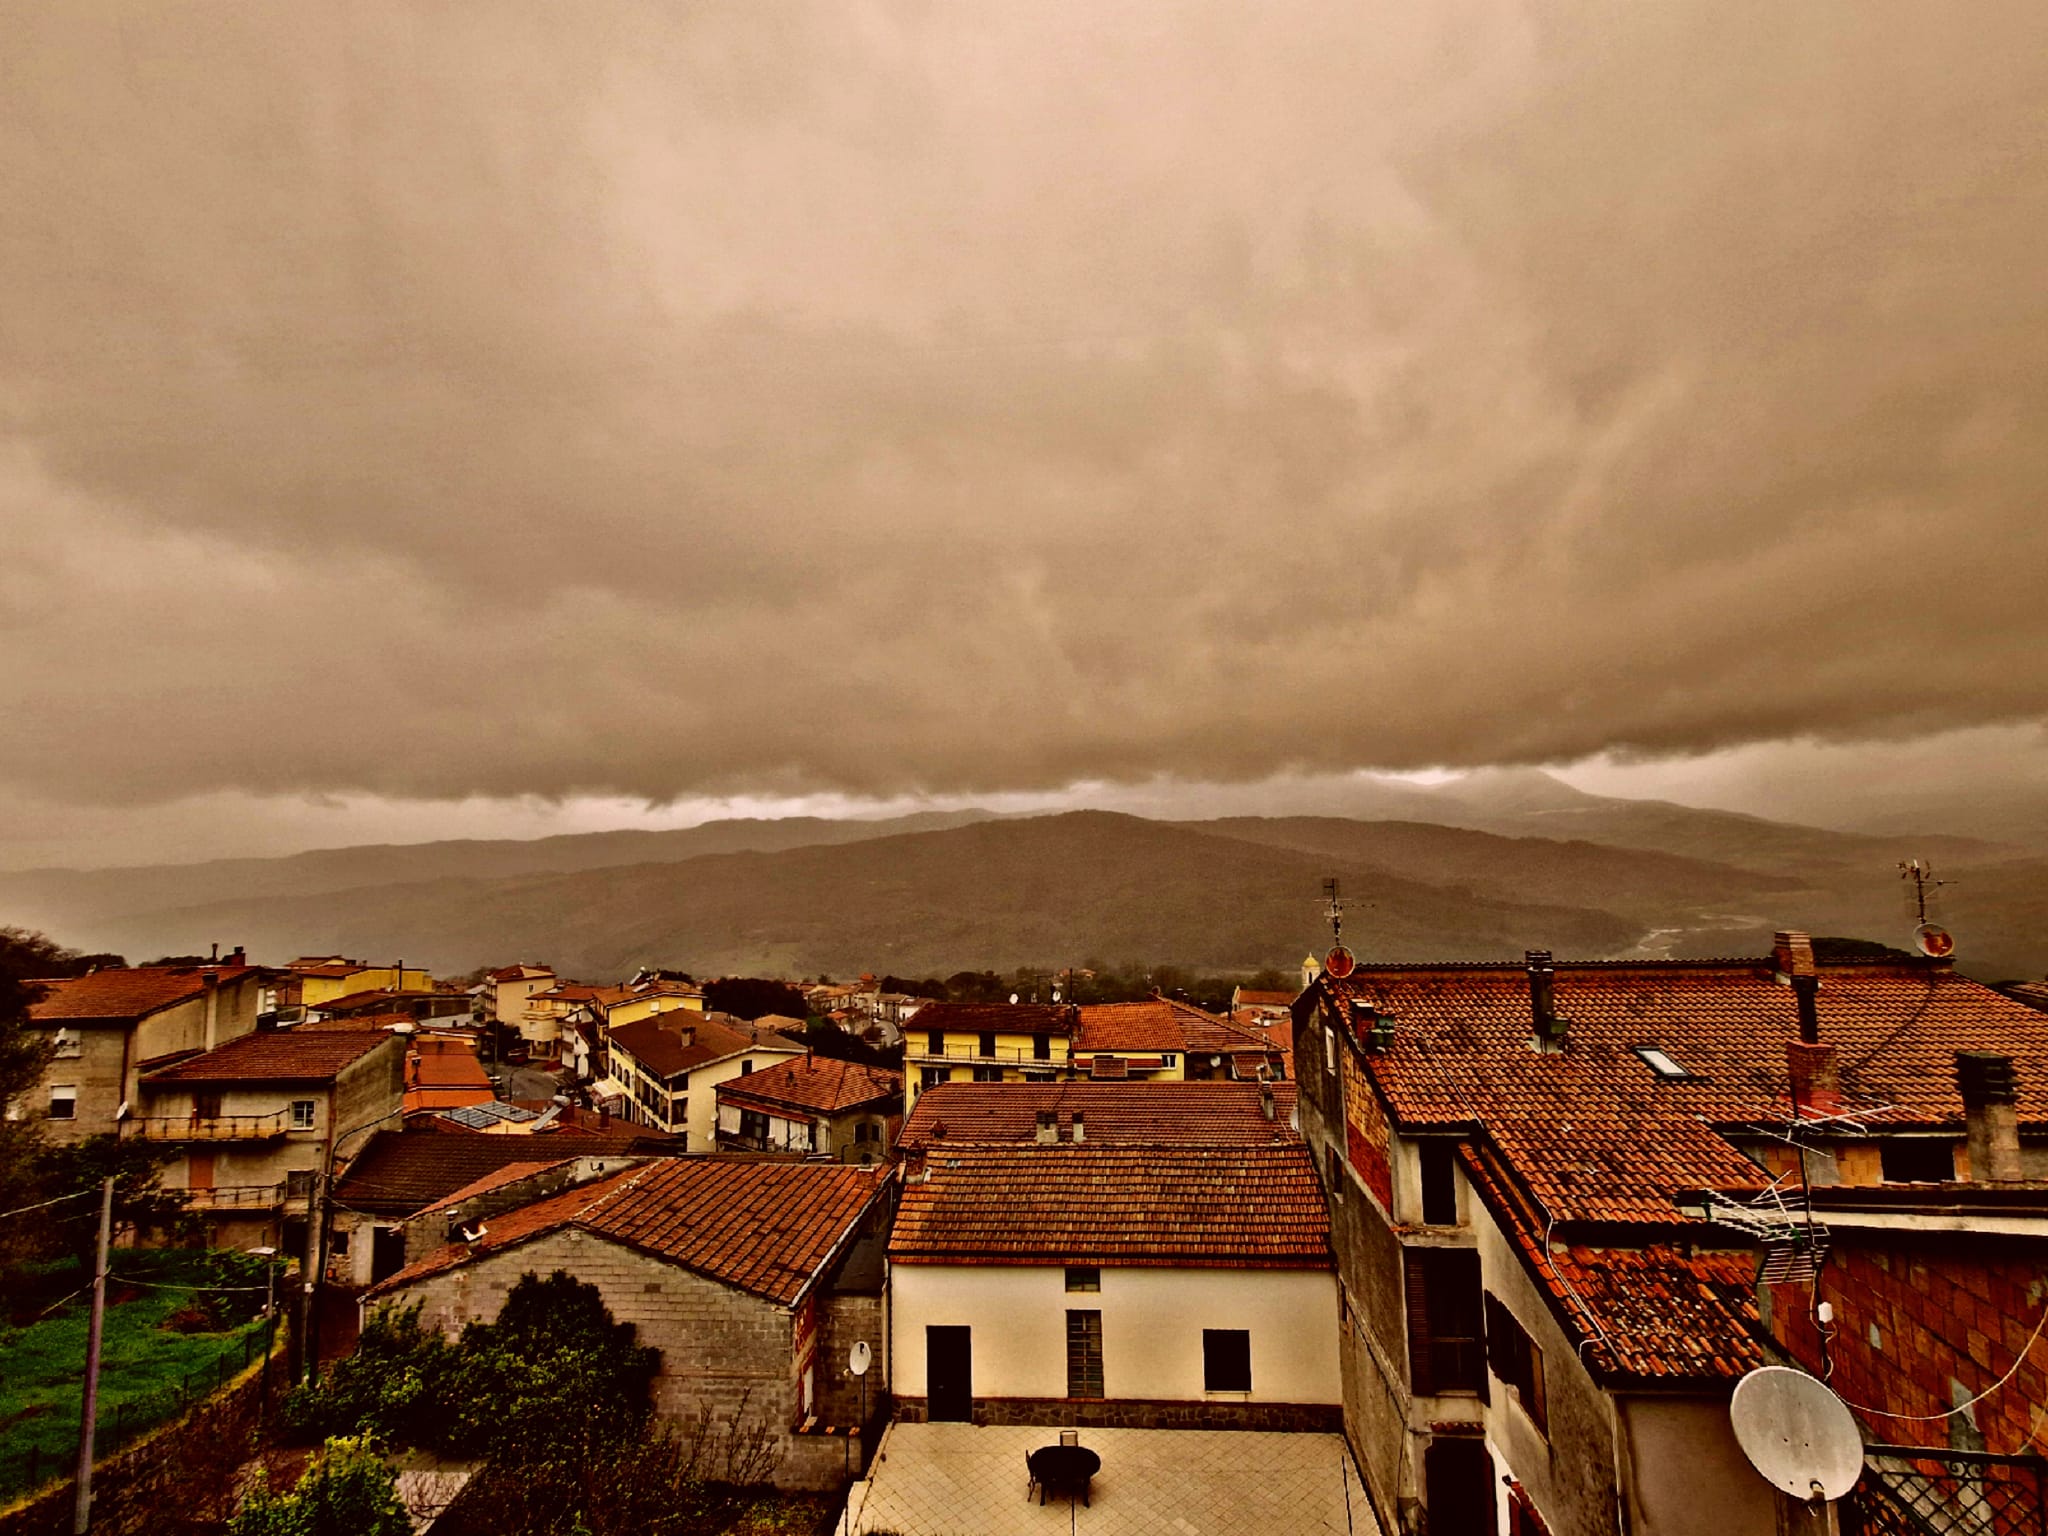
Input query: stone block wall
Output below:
<box><xmin>380</xmin><ymin>1230</ymin><xmax>851</xmax><ymax>1490</ymax></box>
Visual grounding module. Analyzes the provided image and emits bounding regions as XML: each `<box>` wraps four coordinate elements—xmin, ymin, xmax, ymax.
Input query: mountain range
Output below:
<box><xmin>2</xmin><ymin>774</ymin><xmax>2038</xmax><ymax>983</ymax></box>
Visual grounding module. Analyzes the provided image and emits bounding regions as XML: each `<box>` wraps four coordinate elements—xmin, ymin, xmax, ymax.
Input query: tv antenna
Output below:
<box><xmin>1728</xmin><ymin>1367</ymin><xmax>1863</xmax><ymax>1504</ymax></box>
<box><xmin>1321</xmin><ymin>878</ymin><xmax>1356</xmax><ymax>980</ymax></box>
<box><xmin>1898</xmin><ymin>860</ymin><xmax>1956</xmax><ymax>956</ymax></box>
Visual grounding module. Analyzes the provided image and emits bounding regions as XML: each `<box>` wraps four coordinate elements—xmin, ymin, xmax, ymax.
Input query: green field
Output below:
<box><xmin>0</xmin><ymin>1250</ymin><xmax>277</xmax><ymax>1505</ymax></box>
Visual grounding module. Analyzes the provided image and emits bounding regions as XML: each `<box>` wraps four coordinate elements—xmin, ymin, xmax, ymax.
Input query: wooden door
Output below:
<box><xmin>926</xmin><ymin>1326</ymin><xmax>973</xmax><ymax>1422</ymax></box>
<box><xmin>1425</xmin><ymin>1436</ymin><xmax>1497</xmax><ymax>1533</ymax></box>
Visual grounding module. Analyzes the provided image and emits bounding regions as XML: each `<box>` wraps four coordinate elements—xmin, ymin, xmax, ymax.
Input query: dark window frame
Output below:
<box><xmin>1203</xmin><ymin>1328</ymin><xmax>1252</xmax><ymax>1393</ymax></box>
<box><xmin>1405</xmin><ymin>1247</ymin><xmax>1487</xmax><ymax>1398</ymax></box>
<box><xmin>1484</xmin><ymin>1292</ymin><xmax>1548</xmax><ymax>1435</ymax></box>
<box><xmin>1065</xmin><ymin>1266</ymin><xmax>1101</xmax><ymax>1292</ymax></box>
<box><xmin>1419</xmin><ymin>1140</ymin><xmax>1459</xmax><ymax>1225</ymax></box>
<box><xmin>1066</xmin><ymin>1309</ymin><xmax>1104</xmax><ymax>1399</ymax></box>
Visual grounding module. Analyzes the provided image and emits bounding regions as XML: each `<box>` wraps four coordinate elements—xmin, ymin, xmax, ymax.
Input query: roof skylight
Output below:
<box><xmin>1635</xmin><ymin>1046</ymin><xmax>1691</xmax><ymax>1080</ymax></box>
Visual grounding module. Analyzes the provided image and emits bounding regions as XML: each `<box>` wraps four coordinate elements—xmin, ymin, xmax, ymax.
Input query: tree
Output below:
<box><xmin>228</xmin><ymin>1434</ymin><xmax>411</xmax><ymax>1536</ymax></box>
<box><xmin>0</xmin><ymin>929</ymin><xmax>64</xmax><ymax>1269</ymax></box>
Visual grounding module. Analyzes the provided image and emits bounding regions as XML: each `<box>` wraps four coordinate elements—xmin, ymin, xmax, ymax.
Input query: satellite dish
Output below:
<box><xmin>1728</xmin><ymin>1366</ymin><xmax>1862</xmax><ymax>1501</ymax></box>
<box><xmin>1009</xmin><ymin>993</ymin><xmax>1020</xmax><ymax>1004</ymax></box>
<box><xmin>1915</xmin><ymin>923</ymin><xmax>1955</xmax><ymax>959</ymax></box>
<box><xmin>1324</xmin><ymin>946</ymin><xmax>1356</xmax><ymax>980</ymax></box>
<box><xmin>848</xmin><ymin>1340</ymin><xmax>872</xmax><ymax>1377</ymax></box>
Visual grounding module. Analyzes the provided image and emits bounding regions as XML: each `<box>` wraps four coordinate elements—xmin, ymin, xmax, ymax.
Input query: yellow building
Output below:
<box><xmin>283</xmin><ymin>958</ymin><xmax>433</xmax><ymax>1011</ymax></box>
<box><xmin>901</xmin><ymin>1002</ymin><xmax>1078</xmax><ymax>1111</ymax></box>
<box><xmin>601</xmin><ymin>980</ymin><xmax>705</xmax><ymax>1029</ymax></box>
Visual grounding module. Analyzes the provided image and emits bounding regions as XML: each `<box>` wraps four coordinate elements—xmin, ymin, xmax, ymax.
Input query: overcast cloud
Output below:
<box><xmin>4</xmin><ymin>2</ymin><xmax>2046</xmax><ymax>866</ymax></box>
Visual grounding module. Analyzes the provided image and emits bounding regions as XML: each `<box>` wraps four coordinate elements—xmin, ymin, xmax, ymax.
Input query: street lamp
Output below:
<box><xmin>248</xmin><ymin>1245</ymin><xmax>280</xmax><ymax>1429</ymax></box>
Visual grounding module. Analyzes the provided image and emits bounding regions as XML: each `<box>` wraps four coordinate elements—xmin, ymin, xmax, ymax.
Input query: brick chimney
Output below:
<box><xmin>1786</xmin><ymin>1041</ymin><xmax>1842</xmax><ymax>1117</ymax></box>
<box><xmin>1773</xmin><ymin>930</ymin><xmax>1817</xmax><ymax>982</ymax></box>
<box><xmin>1526</xmin><ymin>951</ymin><xmax>1565</xmax><ymax>1051</ymax></box>
<box><xmin>1956</xmin><ymin>1051</ymin><xmax>2022</xmax><ymax>1182</ymax></box>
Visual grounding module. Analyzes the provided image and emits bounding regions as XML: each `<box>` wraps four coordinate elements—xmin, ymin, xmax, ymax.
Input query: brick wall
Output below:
<box><xmin>381</xmin><ymin>1230</ymin><xmax>852</xmax><ymax>1490</ymax></box>
<box><xmin>1764</xmin><ymin>1233</ymin><xmax>2048</xmax><ymax>1455</ymax></box>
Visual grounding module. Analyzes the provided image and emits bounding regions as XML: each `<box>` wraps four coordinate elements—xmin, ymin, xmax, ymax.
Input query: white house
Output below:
<box><xmin>888</xmin><ymin>1142</ymin><xmax>1340</xmax><ymax>1431</ymax></box>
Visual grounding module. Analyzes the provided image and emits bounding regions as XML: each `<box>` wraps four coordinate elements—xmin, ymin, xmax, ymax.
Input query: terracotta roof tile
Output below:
<box><xmin>717</xmin><ymin>1056</ymin><xmax>900</xmax><ymax>1116</ymax></box>
<box><xmin>369</xmin><ymin>1158</ymin><xmax>888</xmax><ymax>1305</ymax></box>
<box><xmin>891</xmin><ymin>1143</ymin><xmax>1328</xmax><ymax>1268</ymax></box>
<box><xmin>607</xmin><ymin>1014</ymin><xmax>802</xmax><ymax>1078</ymax></box>
<box><xmin>899</xmin><ymin>1080</ymin><xmax>1298</xmax><ymax>1151</ymax></box>
<box><xmin>909</xmin><ymin>1002</ymin><xmax>1077</xmax><ymax>1038</ymax></box>
<box><xmin>143</xmin><ymin>1029</ymin><xmax>393</xmax><ymax>1085</ymax></box>
<box><xmin>1075</xmin><ymin>1001</ymin><xmax>1187</xmax><ymax>1053</ymax></box>
<box><xmin>29</xmin><ymin>966</ymin><xmax>253</xmax><ymax>1022</ymax></box>
<box><xmin>425</xmin><ymin>1160</ymin><xmax>577</xmax><ymax>1213</ymax></box>
<box><xmin>334</xmin><ymin>1128</ymin><xmax>673</xmax><ymax>1215</ymax></box>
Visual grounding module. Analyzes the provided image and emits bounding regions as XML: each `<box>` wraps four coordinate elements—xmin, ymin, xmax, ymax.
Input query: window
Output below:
<box><xmin>1162</xmin><ymin>1054</ymin><xmax>1177</xmax><ymax>1069</ymax></box>
<box><xmin>1633</xmin><ymin>1046</ymin><xmax>1691</xmax><ymax>1080</ymax></box>
<box><xmin>289</xmin><ymin>1100</ymin><xmax>316</xmax><ymax>1130</ymax></box>
<box><xmin>194</xmin><ymin>1090</ymin><xmax>223</xmax><ymax>1119</ymax></box>
<box><xmin>919</xmin><ymin>1067</ymin><xmax>949</xmax><ymax>1090</ymax></box>
<box><xmin>1065</xmin><ymin>1310</ymin><xmax>1104</xmax><ymax>1398</ymax></box>
<box><xmin>1033</xmin><ymin>1034</ymin><xmax>1051</xmax><ymax>1061</ymax></box>
<box><xmin>669</xmin><ymin>1094</ymin><xmax>687</xmax><ymax>1125</ymax></box>
<box><xmin>48</xmin><ymin>1085</ymin><xmax>77</xmax><ymax>1120</ymax></box>
<box><xmin>52</xmin><ymin>1030</ymin><xmax>81</xmax><ymax>1059</ymax></box>
<box><xmin>1880</xmin><ymin>1139</ymin><xmax>1955</xmax><ymax>1183</ymax></box>
<box><xmin>1420</xmin><ymin>1141</ymin><xmax>1459</xmax><ymax>1225</ymax></box>
<box><xmin>1065</xmin><ymin>1266</ymin><xmax>1101</xmax><ymax>1292</ymax></box>
<box><xmin>1203</xmin><ymin>1329</ymin><xmax>1252</xmax><ymax>1393</ymax></box>
<box><xmin>740</xmin><ymin>1059</ymin><xmax>753</xmax><ymax>1077</ymax></box>
<box><xmin>1484</xmin><ymin>1293</ymin><xmax>1547</xmax><ymax>1433</ymax></box>
<box><xmin>1324</xmin><ymin>1024</ymin><xmax>1337</xmax><ymax>1074</ymax></box>
<box><xmin>977</xmin><ymin>1032</ymin><xmax>996</xmax><ymax>1059</ymax></box>
<box><xmin>927</xmin><ymin>1030</ymin><xmax>945</xmax><ymax>1055</ymax></box>
<box><xmin>739</xmin><ymin>1108</ymin><xmax>769</xmax><ymax>1143</ymax></box>
<box><xmin>1404</xmin><ymin>1248</ymin><xmax>1487</xmax><ymax>1397</ymax></box>
<box><xmin>285</xmin><ymin>1169</ymin><xmax>315</xmax><ymax>1199</ymax></box>
<box><xmin>971</xmin><ymin>1065</ymin><xmax>1003</xmax><ymax>1082</ymax></box>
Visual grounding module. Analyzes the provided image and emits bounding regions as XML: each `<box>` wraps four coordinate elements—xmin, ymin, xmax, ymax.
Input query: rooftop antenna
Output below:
<box><xmin>1321</xmin><ymin>878</ymin><xmax>1356</xmax><ymax>980</ymax></box>
<box><xmin>1898</xmin><ymin>860</ymin><xmax>1956</xmax><ymax>957</ymax></box>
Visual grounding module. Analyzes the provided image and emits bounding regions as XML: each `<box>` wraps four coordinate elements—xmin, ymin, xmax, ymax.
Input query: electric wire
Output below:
<box><xmin>1829</xmin><ymin>1292</ymin><xmax>2048</xmax><ymax>1423</ymax></box>
<box><xmin>0</xmin><ymin>1188</ymin><xmax>95</xmax><ymax>1223</ymax></box>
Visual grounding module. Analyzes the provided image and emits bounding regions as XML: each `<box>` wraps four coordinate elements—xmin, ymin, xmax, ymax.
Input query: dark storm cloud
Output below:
<box><xmin>3</xmin><ymin>1</ymin><xmax>2046</xmax><ymax>822</ymax></box>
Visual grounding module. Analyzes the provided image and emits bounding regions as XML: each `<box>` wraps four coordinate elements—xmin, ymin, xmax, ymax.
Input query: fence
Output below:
<box><xmin>1847</xmin><ymin>1445</ymin><xmax>2048</xmax><ymax>1536</ymax></box>
<box><xmin>4</xmin><ymin>1319</ymin><xmax>278</xmax><ymax>1506</ymax></box>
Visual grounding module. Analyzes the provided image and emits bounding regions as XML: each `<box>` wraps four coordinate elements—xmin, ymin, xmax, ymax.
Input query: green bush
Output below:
<box><xmin>228</xmin><ymin>1434</ymin><xmax>410</xmax><ymax>1536</ymax></box>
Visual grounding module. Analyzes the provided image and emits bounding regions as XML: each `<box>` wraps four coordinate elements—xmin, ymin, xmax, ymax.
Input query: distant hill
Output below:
<box><xmin>4</xmin><ymin>786</ymin><xmax>2036</xmax><ymax>982</ymax></box>
<box><xmin>29</xmin><ymin>812</ymin><xmax>1644</xmax><ymax>979</ymax></box>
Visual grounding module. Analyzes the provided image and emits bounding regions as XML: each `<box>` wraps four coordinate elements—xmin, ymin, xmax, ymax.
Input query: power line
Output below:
<box><xmin>0</xmin><ymin>1188</ymin><xmax>95</xmax><ymax>1223</ymax></box>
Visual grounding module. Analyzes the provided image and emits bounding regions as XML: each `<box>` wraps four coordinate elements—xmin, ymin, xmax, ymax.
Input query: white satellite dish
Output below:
<box><xmin>848</xmin><ymin>1340</ymin><xmax>872</xmax><ymax>1377</ymax></box>
<box><xmin>1009</xmin><ymin>993</ymin><xmax>1020</xmax><ymax>1004</ymax></box>
<box><xmin>1728</xmin><ymin>1366</ymin><xmax>1863</xmax><ymax>1501</ymax></box>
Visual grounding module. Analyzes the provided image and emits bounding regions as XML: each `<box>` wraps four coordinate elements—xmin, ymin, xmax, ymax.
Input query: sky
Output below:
<box><xmin>4</xmin><ymin>3</ymin><xmax>2046</xmax><ymax>870</ymax></box>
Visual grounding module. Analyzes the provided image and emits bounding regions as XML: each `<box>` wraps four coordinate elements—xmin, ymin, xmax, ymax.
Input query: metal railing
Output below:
<box><xmin>178</xmin><ymin>1182</ymin><xmax>286</xmax><ymax>1211</ymax></box>
<box><xmin>1848</xmin><ymin>1445</ymin><xmax>2048</xmax><ymax>1536</ymax></box>
<box><xmin>128</xmin><ymin>1110</ymin><xmax>292</xmax><ymax>1141</ymax></box>
<box><xmin>903</xmin><ymin>1040</ymin><xmax>1065</xmax><ymax>1065</ymax></box>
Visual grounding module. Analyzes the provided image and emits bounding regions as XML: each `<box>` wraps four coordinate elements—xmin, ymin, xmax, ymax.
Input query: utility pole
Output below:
<box><xmin>73</xmin><ymin>1177</ymin><xmax>114</xmax><ymax>1535</ymax></box>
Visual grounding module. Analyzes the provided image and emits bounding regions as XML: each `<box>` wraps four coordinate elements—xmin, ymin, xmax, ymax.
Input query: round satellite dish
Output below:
<box><xmin>1728</xmin><ymin>1366</ymin><xmax>1862</xmax><ymax>1501</ymax></box>
<box><xmin>1324</xmin><ymin>946</ymin><xmax>1356</xmax><ymax>980</ymax></box>
<box><xmin>848</xmin><ymin>1340</ymin><xmax>871</xmax><ymax>1377</ymax></box>
<box><xmin>1915</xmin><ymin>923</ymin><xmax>1955</xmax><ymax>958</ymax></box>
<box><xmin>1009</xmin><ymin>992</ymin><xmax>1020</xmax><ymax>1004</ymax></box>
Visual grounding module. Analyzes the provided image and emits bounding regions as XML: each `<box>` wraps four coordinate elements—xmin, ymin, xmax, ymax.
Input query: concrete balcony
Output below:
<box><xmin>131</xmin><ymin>1110</ymin><xmax>292</xmax><ymax>1142</ymax></box>
<box><xmin>904</xmin><ymin>1041</ymin><xmax>1065</xmax><ymax>1067</ymax></box>
<box><xmin>180</xmin><ymin>1182</ymin><xmax>285</xmax><ymax>1212</ymax></box>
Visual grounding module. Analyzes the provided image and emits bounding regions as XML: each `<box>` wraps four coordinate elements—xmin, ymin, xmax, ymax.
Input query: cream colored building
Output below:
<box><xmin>889</xmin><ymin>1142</ymin><xmax>1340</xmax><ymax>1430</ymax></box>
<box><xmin>599</xmin><ymin>1013</ymin><xmax>804</xmax><ymax>1151</ymax></box>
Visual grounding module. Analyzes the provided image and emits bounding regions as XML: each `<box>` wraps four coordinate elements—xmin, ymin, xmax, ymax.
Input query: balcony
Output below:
<box><xmin>130</xmin><ymin>1110</ymin><xmax>292</xmax><ymax>1142</ymax></box>
<box><xmin>904</xmin><ymin>1041</ymin><xmax>1065</xmax><ymax>1066</ymax></box>
<box><xmin>179</xmin><ymin>1183</ymin><xmax>285</xmax><ymax>1212</ymax></box>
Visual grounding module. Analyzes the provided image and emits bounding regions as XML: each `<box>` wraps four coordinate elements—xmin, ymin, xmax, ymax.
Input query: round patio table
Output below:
<box><xmin>1027</xmin><ymin>1444</ymin><xmax>1102</xmax><ymax>1506</ymax></box>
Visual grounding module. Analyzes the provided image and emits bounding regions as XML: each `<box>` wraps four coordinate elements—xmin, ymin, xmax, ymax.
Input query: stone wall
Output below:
<box><xmin>379</xmin><ymin>1229</ymin><xmax>854</xmax><ymax>1490</ymax></box>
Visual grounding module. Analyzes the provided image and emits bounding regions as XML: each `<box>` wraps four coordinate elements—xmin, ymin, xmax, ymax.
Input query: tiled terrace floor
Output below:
<box><xmin>840</xmin><ymin>1422</ymin><xmax>1380</xmax><ymax>1536</ymax></box>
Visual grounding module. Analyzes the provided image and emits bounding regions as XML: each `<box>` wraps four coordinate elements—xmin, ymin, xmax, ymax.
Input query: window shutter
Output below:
<box><xmin>1484</xmin><ymin>1292</ymin><xmax>1508</xmax><ymax>1380</ymax></box>
<box><xmin>1404</xmin><ymin>1250</ymin><xmax>1435</xmax><ymax>1396</ymax></box>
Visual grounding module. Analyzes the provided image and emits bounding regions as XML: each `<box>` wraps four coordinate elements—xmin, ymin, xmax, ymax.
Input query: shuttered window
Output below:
<box><xmin>1066</xmin><ymin>1310</ymin><xmax>1104</xmax><ymax>1398</ymax></box>
<box><xmin>1404</xmin><ymin>1248</ymin><xmax>1487</xmax><ymax>1398</ymax></box>
<box><xmin>1484</xmin><ymin>1293</ymin><xmax>1547</xmax><ymax>1434</ymax></box>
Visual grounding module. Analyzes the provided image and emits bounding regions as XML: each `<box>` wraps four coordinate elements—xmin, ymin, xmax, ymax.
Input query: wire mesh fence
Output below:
<box><xmin>1847</xmin><ymin>1445</ymin><xmax>2048</xmax><ymax>1536</ymax></box>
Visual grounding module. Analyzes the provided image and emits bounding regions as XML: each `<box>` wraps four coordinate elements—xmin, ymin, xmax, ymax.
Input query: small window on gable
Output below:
<box><xmin>1880</xmin><ymin>1139</ymin><xmax>1955</xmax><ymax>1184</ymax></box>
<box><xmin>1634</xmin><ymin>1047</ymin><xmax>1691</xmax><ymax>1080</ymax></box>
<box><xmin>1420</xmin><ymin>1141</ymin><xmax>1459</xmax><ymax>1225</ymax></box>
<box><xmin>1065</xmin><ymin>1266</ymin><xmax>1101</xmax><ymax>1293</ymax></box>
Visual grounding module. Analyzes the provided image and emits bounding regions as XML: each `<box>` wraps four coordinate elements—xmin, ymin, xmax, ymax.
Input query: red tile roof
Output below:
<box><xmin>369</xmin><ymin>1158</ymin><xmax>888</xmax><ymax>1305</ymax></box>
<box><xmin>334</xmin><ymin>1128</ymin><xmax>674</xmax><ymax>1215</ymax></box>
<box><xmin>910</xmin><ymin>1002</ymin><xmax>1077</xmax><ymax>1038</ymax></box>
<box><xmin>1235</xmin><ymin>990</ymin><xmax>1297</xmax><ymax>1009</ymax></box>
<box><xmin>29</xmin><ymin>966</ymin><xmax>251</xmax><ymax>1023</ymax></box>
<box><xmin>606</xmin><ymin>1014</ymin><xmax>801</xmax><ymax>1078</ymax></box>
<box><xmin>717</xmin><ymin>1056</ymin><xmax>900</xmax><ymax>1117</ymax></box>
<box><xmin>891</xmin><ymin>1144</ymin><xmax>1329</xmax><ymax>1269</ymax></box>
<box><xmin>142</xmin><ymin>1029</ymin><xmax>394</xmax><ymax>1085</ymax></box>
<box><xmin>1074</xmin><ymin>1001</ymin><xmax>1187</xmax><ymax>1053</ymax></box>
<box><xmin>1315</xmin><ymin>955</ymin><xmax>2048</xmax><ymax>1223</ymax></box>
<box><xmin>425</xmin><ymin>1160</ymin><xmax>577</xmax><ymax>1213</ymax></box>
<box><xmin>899</xmin><ymin>1080</ymin><xmax>1299</xmax><ymax>1151</ymax></box>
<box><xmin>487</xmin><ymin>964</ymin><xmax>555</xmax><ymax>982</ymax></box>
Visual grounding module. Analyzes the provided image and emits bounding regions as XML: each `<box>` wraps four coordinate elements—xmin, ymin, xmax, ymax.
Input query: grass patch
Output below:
<box><xmin>0</xmin><ymin>1249</ymin><xmax>277</xmax><ymax>1505</ymax></box>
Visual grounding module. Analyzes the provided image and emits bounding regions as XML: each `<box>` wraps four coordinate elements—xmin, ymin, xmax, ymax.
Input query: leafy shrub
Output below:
<box><xmin>228</xmin><ymin>1434</ymin><xmax>410</xmax><ymax>1536</ymax></box>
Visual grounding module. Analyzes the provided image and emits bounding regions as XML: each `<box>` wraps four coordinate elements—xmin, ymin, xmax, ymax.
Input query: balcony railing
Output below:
<box><xmin>179</xmin><ymin>1183</ymin><xmax>285</xmax><ymax>1212</ymax></box>
<box><xmin>904</xmin><ymin>1041</ymin><xmax>1065</xmax><ymax>1066</ymax></box>
<box><xmin>130</xmin><ymin>1110</ymin><xmax>292</xmax><ymax>1142</ymax></box>
<box><xmin>1850</xmin><ymin>1445</ymin><xmax>2048</xmax><ymax>1536</ymax></box>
